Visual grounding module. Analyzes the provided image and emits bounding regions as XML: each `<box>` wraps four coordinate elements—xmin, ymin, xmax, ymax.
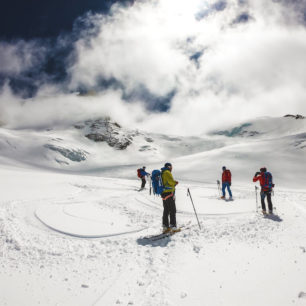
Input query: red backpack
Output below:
<box><xmin>223</xmin><ymin>169</ymin><xmax>231</xmax><ymax>182</ymax></box>
<box><xmin>137</xmin><ymin>169</ymin><xmax>142</xmax><ymax>178</ymax></box>
<box><xmin>262</xmin><ymin>172</ymin><xmax>273</xmax><ymax>190</ymax></box>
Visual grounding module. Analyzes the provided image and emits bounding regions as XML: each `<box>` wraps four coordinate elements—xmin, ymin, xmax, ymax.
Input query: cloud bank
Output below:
<box><xmin>1</xmin><ymin>0</ymin><xmax>306</xmax><ymax>135</ymax></box>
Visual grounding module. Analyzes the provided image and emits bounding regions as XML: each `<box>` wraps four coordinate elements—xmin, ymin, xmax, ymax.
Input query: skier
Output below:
<box><xmin>221</xmin><ymin>166</ymin><xmax>232</xmax><ymax>200</ymax></box>
<box><xmin>137</xmin><ymin>166</ymin><xmax>150</xmax><ymax>190</ymax></box>
<box><xmin>161</xmin><ymin>162</ymin><xmax>179</xmax><ymax>233</ymax></box>
<box><xmin>253</xmin><ymin>167</ymin><xmax>274</xmax><ymax>214</ymax></box>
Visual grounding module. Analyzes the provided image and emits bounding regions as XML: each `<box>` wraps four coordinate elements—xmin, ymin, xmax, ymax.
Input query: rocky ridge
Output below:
<box><xmin>75</xmin><ymin>118</ymin><xmax>134</xmax><ymax>150</ymax></box>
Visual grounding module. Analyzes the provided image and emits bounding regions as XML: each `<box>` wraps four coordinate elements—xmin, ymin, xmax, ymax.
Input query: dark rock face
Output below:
<box><xmin>44</xmin><ymin>144</ymin><xmax>88</xmax><ymax>162</ymax></box>
<box><xmin>76</xmin><ymin>118</ymin><xmax>133</xmax><ymax>150</ymax></box>
<box><xmin>145</xmin><ymin>137</ymin><xmax>154</xmax><ymax>143</ymax></box>
<box><xmin>284</xmin><ymin>114</ymin><xmax>305</xmax><ymax>119</ymax></box>
<box><xmin>85</xmin><ymin>133</ymin><xmax>107</xmax><ymax>142</ymax></box>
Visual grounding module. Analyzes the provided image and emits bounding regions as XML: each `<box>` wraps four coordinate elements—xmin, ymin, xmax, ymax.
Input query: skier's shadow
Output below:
<box><xmin>264</xmin><ymin>214</ymin><xmax>283</xmax><ymax>222</ymax></box>
<box><xmin>136</xmin><ymin>237</ymin><xmax>171</xmax><ymax>247</ymax></box>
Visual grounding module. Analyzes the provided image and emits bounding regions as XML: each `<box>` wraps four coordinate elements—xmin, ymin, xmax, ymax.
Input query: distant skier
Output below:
<box><xmin>221</xmin><ymin>166</ymin><xmax>232</xmax><ymax>200</ymax></box>
<box><xmin>253</xmin><ymin>167</ymin><xmax>274</xmax><ymax>214</ymax></box>
<box><xmin>137</xmin><ymin>166</ymin><xmax>150</xmax><ymax>190</ymax></box>
<box><xmin>161</xmin><ymin>162</ymin><xmax>179</xmax><ymax>233</ymax></box>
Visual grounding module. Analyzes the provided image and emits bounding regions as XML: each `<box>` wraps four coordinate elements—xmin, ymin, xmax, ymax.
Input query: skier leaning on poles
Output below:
<box><xmin>161</xmin><ymin>162</ymin><xmax>179</xmax><ymax>233</ymax></box>
<box><xmin>253</xmin><ymin>167</ymin><xmax>275</xmax><ymax>215</ymax></box>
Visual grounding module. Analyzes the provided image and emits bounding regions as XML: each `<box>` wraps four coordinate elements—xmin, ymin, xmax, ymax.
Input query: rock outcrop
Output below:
<box><xmin>44</xmin><ymin>144</ymin><xmax>88</xmax><ymax>162</ymax></box>
<box><xmin>75</xmin><ymin>118</ymin><xmax>133</xmax><ymax>150</ymax></box>
<box><xmin>284</xmin><ymin>114</ymin><xmax>305</xmax><ymax>119</ymax></box>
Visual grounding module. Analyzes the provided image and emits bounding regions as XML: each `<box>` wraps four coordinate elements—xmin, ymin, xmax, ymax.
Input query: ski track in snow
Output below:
<box><xmin>1</xmin><ymin>173</ymin><xmax>306</xmax><ymax>305</ymax></box>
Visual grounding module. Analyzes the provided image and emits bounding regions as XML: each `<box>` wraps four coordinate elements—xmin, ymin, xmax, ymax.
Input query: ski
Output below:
<box><xmin>142</xmin><ymin>227</ymin><xmax>183</xmax><ymax>241</ymax></box>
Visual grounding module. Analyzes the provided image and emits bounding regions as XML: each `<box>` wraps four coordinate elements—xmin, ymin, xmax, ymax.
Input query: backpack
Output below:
<box><xmin>137</xmin><ymin>169</ymin><xmax>142</xmax><ymax>178</ymax></box>
<box><xmin>223</xmin><ymin>169</ymin><xmax>231</xmax><ymax>182</ymax></box>
<box><xmin>262</xmin><ymin>172</ymin><xmax>273</xmax><ymax>189</ymax></box>
<box><xmin>151</xmin><ymin>170</ymin><xmax>165</xmax><ymax>195</ymax></box>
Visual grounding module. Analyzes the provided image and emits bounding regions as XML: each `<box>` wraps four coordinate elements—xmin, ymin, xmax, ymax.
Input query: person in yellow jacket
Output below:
<box><xmin>161</xmin><ymin>162</ymin><xmax>179</xmax><ymax>233</ymax></box>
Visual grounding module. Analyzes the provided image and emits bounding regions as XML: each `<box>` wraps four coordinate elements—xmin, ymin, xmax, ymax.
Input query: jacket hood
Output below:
<box><xmin>161</xmin><ymin>167</ymin><xmax>170</xmax><ymax>172</ymax></box>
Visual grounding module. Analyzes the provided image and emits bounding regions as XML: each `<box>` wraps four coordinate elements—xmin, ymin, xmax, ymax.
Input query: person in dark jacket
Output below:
<box><xmin>161</xmin><ymin>162</ymin><xmax>179</xmax><ymax>233</ymax></box>
<box><xmin>221</xmin><ymin>166</ymin><xmax>232</xmax><ymax>200</ymax></box>
<box><xmin>253</xmin><ymin>167</ymin><xmax>274</xmax><ymax>214</ymax></box>
<box><xmin>139</xmin><ymin>166</ymin><xmax>149</xmax><ymax>190</ymax></box>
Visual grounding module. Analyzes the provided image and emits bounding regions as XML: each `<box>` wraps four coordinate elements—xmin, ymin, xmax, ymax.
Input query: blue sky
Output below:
<box><xmin>0</xmin><ymin>0</ymin><xmax>131</xmax><ymax>39</ymax></box>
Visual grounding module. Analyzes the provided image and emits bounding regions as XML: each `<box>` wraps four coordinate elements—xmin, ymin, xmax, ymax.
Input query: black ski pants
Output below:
<box><xmin>141</xmin><ymin>177</ymin><xmax>146</xmax><ymax>189</ymax></box>
<box><xmin>162</xmin><ymin>193</ymin><xmax>176</xmax><ymax>228</ymax></box>
<box><xmin>260</xmin><ymin>190</ymin><xmax>273</xmax><ymax>212</ymax></box>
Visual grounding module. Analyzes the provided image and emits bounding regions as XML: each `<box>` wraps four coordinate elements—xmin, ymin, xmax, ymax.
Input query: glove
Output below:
<box><xmin>175</xmin><ymin>181</ymin><xmax>179</xmax><ymax>186</ymax></box>
<box><xmin>272</xmin><ymin>184</ymin><xmax>275</xmax><ymax>188</ymax></box>
<box><xmin>229</xmin><ymin>182</ymin><xmax>231</xmax><ymax>186</ymax></box>
<box><xmin>255</xmin><ymin>172</ymin><xmax>260</xmax><ymax>176</ymax></box>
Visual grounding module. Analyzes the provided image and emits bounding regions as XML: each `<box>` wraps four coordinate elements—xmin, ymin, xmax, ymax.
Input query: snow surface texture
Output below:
<box><xmin>1</xmin><ymin>115</ymin><xmax>306</xmax><ymax>305</ymax></box>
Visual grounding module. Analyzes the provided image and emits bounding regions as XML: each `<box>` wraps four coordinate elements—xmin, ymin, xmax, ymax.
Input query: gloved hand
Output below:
<box><xmin>272</xmin><ymin>183</ymin><xmax>275</xmax><ymax>188</ymax></box>
<box><xmin>175</xmin><ymin>181</ymin><xmax>179</xmax><ymax>185</ymax></box>
<box><xmin>255</xmin><ymin>172</ymin><xmax>260</xmax><ymax>176</ymax></box>
<box><xmin>229</xmin><ymin>182</ymin><xmax>231</xmax><ymax>186</ymax></box>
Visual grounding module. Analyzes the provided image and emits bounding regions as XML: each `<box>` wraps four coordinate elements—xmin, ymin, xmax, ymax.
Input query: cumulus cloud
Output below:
<box><xmin>0</xmin><ymin>83</ymin><xmax>147</xmax><ymax>130</ymax></box>
<box><xmin>1</xmin><ymin>0</ymin><xmax>306</xmax><ymax>135</ymax></box>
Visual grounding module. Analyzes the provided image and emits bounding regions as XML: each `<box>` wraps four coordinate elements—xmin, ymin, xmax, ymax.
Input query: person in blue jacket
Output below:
<box><xmin>139</xmin><ymin>166</ymin><xmax>150</xmax><ymax>190</ymax></box>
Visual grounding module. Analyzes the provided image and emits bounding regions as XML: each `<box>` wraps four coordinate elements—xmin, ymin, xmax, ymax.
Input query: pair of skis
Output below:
<box><xmin>142</xmin><ymin>227</ymin><xmax>184</xmax><ymax>241</ymax></box>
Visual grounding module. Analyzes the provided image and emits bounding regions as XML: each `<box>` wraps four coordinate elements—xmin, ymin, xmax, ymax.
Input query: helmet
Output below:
<box><xmin>222</xmin><ymin>166</ymin><xmax>226</xmax><ymax>171</ymax></box>
<box><xmin>143</xmin><ymin>166</ymin><xmax>146</xmax><ymax>169</ymax></box>
<box><xmin>260</xmin><ymin>167</ymin><xmax>267</xmax><ymax>172</ymax></box>
<box><xmin>164</xmin><ymin>162</ymin><xmax>172</xmax><ymax>168</ymax></box>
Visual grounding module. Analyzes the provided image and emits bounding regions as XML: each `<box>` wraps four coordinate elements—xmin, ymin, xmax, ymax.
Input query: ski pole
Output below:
<box><xmin>217</xmin><ymin>180</ymin><xmax>221</xmax><ymax>196</ymax></box>
<box><xmin>255</xmin><ymin>186</ymin><xmax>258</xmax><ymax>213</ymax></box>
<box><xmin>187</xmin><ymin>188</ymin><xmax>201</xmax><ymax>230</ymax></box>
<box><xmin>149</xmin><ymin>175</ymin><xmax>152</xmax><ymax>195</ymax></box>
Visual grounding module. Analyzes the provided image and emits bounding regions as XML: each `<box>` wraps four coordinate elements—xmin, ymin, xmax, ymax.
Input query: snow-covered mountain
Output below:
<box><xmin>0</xmin><ymin>114</ymin><xmax>305</xmax><ymax>187</ymax></box>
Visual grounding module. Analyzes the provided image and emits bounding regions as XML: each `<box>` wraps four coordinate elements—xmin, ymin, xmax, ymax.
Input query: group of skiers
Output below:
<box><xmin>137</xmin><ymin>163</ymin><xmax>274</xmax><ymax>233</ymax></box>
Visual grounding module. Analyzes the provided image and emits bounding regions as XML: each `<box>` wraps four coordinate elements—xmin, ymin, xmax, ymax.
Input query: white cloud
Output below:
<box><xmin>1</xmin><ymin>0</ymin><xmax>306</xmax><ymax>135</ymax></box>
<box><xmin>0</xmin><ymin>83</ymin><xmax>146</xmax><ymax>130</ymax></box>
<box><xmin>0</xmin><ymin>40</ymin><xmax>46</xmax><ymax>75</ymax></box>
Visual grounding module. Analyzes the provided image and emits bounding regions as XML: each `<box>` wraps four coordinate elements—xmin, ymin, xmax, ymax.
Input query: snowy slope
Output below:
<box><xmin>1</xmin><ymin>115</ymin><xmax>306</xmax><ymax>306</ymax></box>
<box><xmin>0</xmin><ymin>115</ymin><xmax>305</xmax><ymax>187</ymax></box>
<box><xmin>1</xmin><ymin>166</ymin><xmax>306</xmax><ymax>306</ymax></box>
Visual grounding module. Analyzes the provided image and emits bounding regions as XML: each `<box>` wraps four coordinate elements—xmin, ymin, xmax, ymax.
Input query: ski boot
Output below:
<box><xmin>170</xmin><ymin>226</ymin><xmax>181</xmax><ymax>233</ymax></box>
<box><xmin>162</xmin><ymin>226</ymin><xmax>171</xmax><ymax>234</ymax></box>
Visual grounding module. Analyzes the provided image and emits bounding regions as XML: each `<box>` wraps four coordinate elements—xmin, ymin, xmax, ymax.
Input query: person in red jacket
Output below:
<box><xmin>221</xmin><ymin>166</ymin><xmax>232</xmax><ymax>200</ymax></box>
<box><xmin>253</xmin><ymin>167</ymin><xmax>274</xmax><ymax>214</ymax></box>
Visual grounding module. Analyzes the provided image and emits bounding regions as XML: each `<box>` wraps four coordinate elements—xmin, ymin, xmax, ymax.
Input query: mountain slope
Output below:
<box><xmin>0</xmin><ymin>115</ymin><xmax>305</xmax><ymax>187</ymax></box>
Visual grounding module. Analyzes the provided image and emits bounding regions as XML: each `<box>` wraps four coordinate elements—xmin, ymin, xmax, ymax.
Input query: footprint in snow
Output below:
<box><xmin>181</xmin><ymin>292</ymin><xmax>187</xmax><ymax>298</ymax></box>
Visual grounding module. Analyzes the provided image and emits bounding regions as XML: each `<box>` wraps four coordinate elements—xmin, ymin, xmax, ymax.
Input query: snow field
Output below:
<box><xmin>1</xmin><ymin>167</ymin><xmax>306</xmax><ymax>305</ymax></box>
